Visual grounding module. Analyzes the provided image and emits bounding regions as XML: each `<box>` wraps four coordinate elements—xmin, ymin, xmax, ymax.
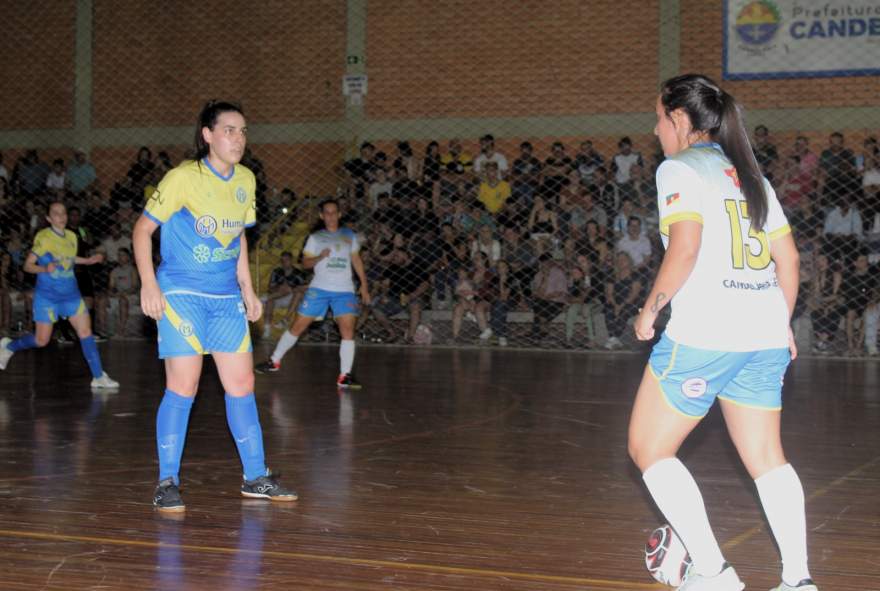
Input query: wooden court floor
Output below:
<box><xmin>0</xmin><ymin>341</ymin><xmax>877</xmax><ymax>590</ymax></box>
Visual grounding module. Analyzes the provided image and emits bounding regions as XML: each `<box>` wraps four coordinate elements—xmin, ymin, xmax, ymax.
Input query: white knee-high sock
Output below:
<box><xmin>643</xmin><ymin>457</ymin><xmax>726</xmax><ymax>576</ymax></box>
<box><xmin>755</xmin><ymin>463</ymin><xmax>811</xmax><ymax>585</ymax></box>
<box><xmin>340</xmin><ymin>339</ymin><xmax>355</xmax><ymax>374</ymax></box>
<box><xmin>271</xmin><ymin>331</ymin><xmax>298</xmax><ymax>364</ymax></box>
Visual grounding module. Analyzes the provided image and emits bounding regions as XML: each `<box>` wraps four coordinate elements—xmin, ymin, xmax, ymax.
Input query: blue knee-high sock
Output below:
<box><xmin>78</xmin><ymin>335</ymin><xmax>103</xmax><ymax>378</ymax></box>
<box><xmin>8</xmin><ymin>333</ymin><xmax>37</xmax><ymax>352</ymax></box>
<box><xmin>157</xmin><ymin>389</ymin><xmax>195</xmax><ymax>485</ymax></box>
<box><xmin>225</xmin><ymin>393</ymin><xmax>266</xmax><ymax>482</ymax></box>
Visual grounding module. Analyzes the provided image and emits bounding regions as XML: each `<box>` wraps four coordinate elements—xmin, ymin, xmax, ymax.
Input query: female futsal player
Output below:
<box><xmin>133</xmin><ymin>100</ymin><xmax>295</xmax><ymax>512</ymax></box>
<box><xmin>0</xmin><ymin>202</ymin><xmax>118</xmax><ymax>389</ymax></box>
<box><xmin>627</xmin><ymin>74</ymin><xmax>816</xmax><ymax>591</ymax></box>
<box><xmin>255</xmin><ymin>198</ymin><xmax>370</xmax><ymax>388</ymax></box>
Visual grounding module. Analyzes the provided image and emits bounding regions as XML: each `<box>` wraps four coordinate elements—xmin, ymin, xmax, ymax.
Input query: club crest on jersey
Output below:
<box><xmin>665</xmin><ymin>193</ymin><xmax>680</xmax><ymax>206</ymax></box>
<box><xmin>178</xmin><ymin>320</ymin><xmax>194</xmax><ymax>337</ymax></box>
<box><xmin>681</xmin><ymin>377</ymin><xmax>708</xmax><ymax>398</ymax></box>
<box><xmin>195</xmin><ymin>215</ymin><xmax>218</xmax><ymax>237</ymax></box>
<box><xmin>236</xmin><ymin>187</ymin><xmax>247</xmax><ymax>203</ymax></box>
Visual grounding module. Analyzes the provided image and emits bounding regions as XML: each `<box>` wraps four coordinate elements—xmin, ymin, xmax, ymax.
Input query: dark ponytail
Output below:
<box><xmin>660</xmin><ymin>74</ymin><xmax>768</xmax><ymax>229</ymax></box>
<box><xmin>193</xmin><ymin>99</ymin><xmax>245</xmax><ymax>163</ymax></box>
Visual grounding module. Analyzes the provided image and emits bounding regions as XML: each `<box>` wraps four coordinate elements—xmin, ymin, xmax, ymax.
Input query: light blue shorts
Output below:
<box><xmin>298</xmin><ymin>288</ymin><xmax>358</xmax><ymax>319</ymax></box>
<box><xmin>648</xmin><ymin>333</ymin><xmax>790</xmax><ymax>418</ymax></box>
<box><xmin>34</xmin><ymin>293</ymin><xmax>86</xmax><ymax>324</ymax></box>
<box><xmin>157</xmin><ymin>292</ymin><xmax>251</xmax><ymax>359</ymax></box>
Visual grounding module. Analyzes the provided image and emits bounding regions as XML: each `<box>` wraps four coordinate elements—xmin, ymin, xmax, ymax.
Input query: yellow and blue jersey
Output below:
<box><xmin>144</xmin><ymin>159</ymin><xmax>256</xmax><ymax>296</ymax></box>
<box><xmin>31</xmin><ymin>227</ymin><xmax>80</xmax><ymax>300</ymax></box>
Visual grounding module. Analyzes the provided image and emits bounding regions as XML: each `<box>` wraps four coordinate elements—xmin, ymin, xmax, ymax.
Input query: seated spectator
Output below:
<box><xmin>451</xmin><ymin>253</ymin><xmax>492</xmax><ymax>343</ymax></box>
<box><xmin>375</xmin><ymin>250</ymin><xmax>431</xmax><ymax>343</ymax></box>
<box><xmin>477</xmin><ymin>161</ymin><xmax>511</xmax><ymax>215</ymax></box>
<box><xmin>574</xmin><ymin>140</ymin><xmax>605</xmax><ymax>186</ymax></box>
<box><xmin>864</xmin><ymin>282</ymin><xmax>880</xmax><ymax>356</ymax></box>
<box><xmin>752</xmin><ymin>124</ymin><xmax>779</xmax><ymax>181</ymax></box>
<box><xmin>819</xmin><ymin>132</ymin><xmax>856</xmax><ymax>200</ymax></box>
<box><xmin>392</xmin><ymin>141</ymin><xmax>421</xmax><ymax>200</ymax></box>
<box><xmin>564</xmin><ymin>254</ymin><xmax>603</xmax><ymax>348</ymax></box>
<box><xmin>530</xmin><ymin>253</ymin><xmax>568</xmax><ymax>342</ymax></box>
<box><xmin>823</xmin><ymin>192</ymin><xmax>863</xmax><ymax>242</ymax></box>
<box><xmin>473</xmin><ymin>134</ymin><xmax>508</xmax><ymax>180</ymax></box>
<box><xmin>344</xmin><ymin>142</ymin><xmax>378</xmax><ymax>200</ymax></box>
<box><xmin>100</xmin><ymin>248</ymin><xmax>139</xmax><ymax>337</ymax></box>
<box><xmin>611</xmin><ymin>197</ymin><xmax>645</xmax><ymax>238</ymax></box>
<box><xmin>809</xmin><ymin>252</ymin><xmax>842</xmax><ymax>353</ymax></box>
<box><xmin>527</xmin><ymin>195</ymin><xmax>558</xmax><ymax>255</ymax></box>
<box><xmin>611</xmin><ymin>137</ymin><xmax>643</xmax><ymax>200</ymax></box>
<box><xmin>616</xmin><ymin>216</ymin><xmax>653</xmax><ymax>273</ymax></box>
<box><xmin>45</xmin><ymin>158</ymin><xmax>67</xmax><ymax>197</ymax></box>
<box><xmin>126</xmin><ymin>146</ymin><xmax>155</xmax><ymax>194</ymax></box>
<box><xmin>368</xmin><ymin>168</ymin><xmax>393</xmax><ymax>210</ymax></box>
<box><xmin>13</xmin><ymin>150</ymin><xmax>50</xmax><ymax>198</ymax></box>
<box><xmin>100</xmin><ymin>223</ymin><xmax>133</xmax><ymax>267</ymax></box>
<box><xmin>792</xmin><ymin>135</ymin><xmax>819</xmax><ymax>183</ymax></box>
<box><xmin>450</xmin><ymin>197</ymin><xmax>479</xmax><ymax>236</ymax></box>
<box><xmin>510</xmin><ymin>141</ymin><xmax>542</xmax><ymax>208</ymax></box>
<box><xmin>67</xmin><ymin>149</ymin><xmax>97</xmax><ymax>198</ymax></box>
<box><xmin>789</xmin><ymin>195</ymin><xmax>824</xmax><ymax>238</ymax></box>
<box><xmin>776</xmin><ymin>154</ymin><xmax>813</xmax><ymax>212</ymax></box>
<box><xmin>261</xmin><ymin>251</ymin><xmax>308</xmax><ymax>339</ymax></box>
<box><xmin>410</xmin><ymin>195</ymin><xmax>440</xmax><ymax>236</ymax></box>
<box><xmin>860</xmin><ymin>136</ymin><xmax>880</xmax><ymax>224</ymax></box>
<box><xmin>589</xmin><ymin>165</ymin><xmax>619</xmax><ymax>221</ymax></box>
<box><xmin>422</xmin><ymin>141</ymin><xmax>442</xmax><ymax>190</ymax></box>
<box><xmin>603</xmin><ymin>252</ymin><xmax>643</xmax><ymax>349</ymax></box>
<box><xmin>581</xmin><ymin>219</ymin><xmax>611</xmax><ymax>265</ymax></box>
<box><xmin>0</xmin><ymin>251</ymin><xmax>12</xmax><ymax>333</ymax></box>
<box><xmin>471</xmin><ymin>223</ymin><xmax>501</xmax><ymax>265</ymax></box>
<box><xmin>501</xmin><ymin>225</ymin><xmax>536</xmax><ymax>304</ymax></box>
<box><xmin>441</xmin><ymin>138</ymin><xmax>474</xmax><ymax>179</ymax></box>
<box><xmin>489</xmin><ymin>260</ymin><xmax>512</xmax><ymax>346</ymax></box>
<box><xmin>541</xmin><ymin>141</ymin><xmax>573</xmax><ymax>202</ymax></box>
<box><xmin>842</xmin><ymin>251</ymin><xmax>877</xmax><ymax>355</ymax></box>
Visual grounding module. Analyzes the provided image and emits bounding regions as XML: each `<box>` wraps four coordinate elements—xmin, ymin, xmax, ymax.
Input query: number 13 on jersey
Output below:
<box><xmin>724</xmin><ymin>199</ymin><xmax>771</xmax><ymax>271</ymax></box>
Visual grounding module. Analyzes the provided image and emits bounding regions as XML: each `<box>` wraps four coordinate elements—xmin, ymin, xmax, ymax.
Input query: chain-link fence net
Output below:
<box><xmin>0</xmin><ymin>1</ymin><xmax>878</xmax><ymax>355</ymax></box>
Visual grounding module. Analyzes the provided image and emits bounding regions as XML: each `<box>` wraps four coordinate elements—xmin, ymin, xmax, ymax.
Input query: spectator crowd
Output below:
<box><xmin>1</xmin><ymin>127</ymin><xmax>878</xmax><ymax>355</ymax></box>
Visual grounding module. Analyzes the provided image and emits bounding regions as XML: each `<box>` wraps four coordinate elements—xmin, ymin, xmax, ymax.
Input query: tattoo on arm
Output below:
<box><xmin>650</xmin><ymin>292</ymin><xmax>666</xmax><ymax>314</ymax></box>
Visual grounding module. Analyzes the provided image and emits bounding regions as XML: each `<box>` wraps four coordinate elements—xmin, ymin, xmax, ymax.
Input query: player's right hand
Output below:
<box><xmin>45</xmin><ymin>262</ymin><xmax>57</xmax><ymax>274</ymax></box>
<box><xmin>141</xmin><ymin>281</ymin><xmax>166</xmax><ymax>320</ymax></box>
<box><xmin>320</xmin><ymin>248</ymin><xmax>331</xmax><ymax>259</ymax></box>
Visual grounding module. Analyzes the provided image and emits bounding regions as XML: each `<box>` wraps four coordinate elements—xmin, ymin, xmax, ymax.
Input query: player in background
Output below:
<box><xmin>0</xmin><ymin>202</ymin><xmax>118</xmax><ymax>389</ymax></box>
<box><xmin>627</xmin><ymin>75</ymin><xmax>816</xmax><ymax>591</ymax></box>
<box><xmin>133</xmin><ymin>100</ymin><xmax>295</xmax><ymax>512</ymax></box>
<box><xmin>255</xmin><ymin>199</ymin><xmax>370</xmax><ymax>388</ymax></box>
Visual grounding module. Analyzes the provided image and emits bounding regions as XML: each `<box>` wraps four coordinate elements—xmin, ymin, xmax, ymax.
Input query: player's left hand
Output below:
<box><xmin>243</xmin><ymin>290</ymin><xmax>263</xmax><ymax>322</ymax></box>
<box><xmin>360</xmin><ymin>287</ymin><xmax>371</xmax><ymax>306</ymax></box>
<box><xmin>88</xmin><ymin>253</ymin><xmax>105</xmax><ymax>265</ymax></box>
<box><xmin>634</xmin><ymin>308</ymin><xmax>656</xmax><ymax>341</ymax></box>
<box><xmin>787</xmin><ymin>326</ymin><xmax>798</xmax><ymax>361</ymax></box>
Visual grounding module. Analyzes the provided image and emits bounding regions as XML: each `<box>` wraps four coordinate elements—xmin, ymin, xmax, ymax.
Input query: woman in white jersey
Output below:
<box><xmin>256</xmin><ymin>199</ymin><xmax>370</xmax><ymax>388</ymax></box>
<box><xmin>627</xmin><ymin>75</ymin><xmax>816</xmax><ymax>591</ymax></box>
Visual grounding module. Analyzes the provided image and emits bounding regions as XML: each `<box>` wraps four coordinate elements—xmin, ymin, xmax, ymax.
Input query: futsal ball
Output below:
<box><xmin>645</xmin><ymin>524</ymin><xmax>692</xmax><ymax>586</ymax></box>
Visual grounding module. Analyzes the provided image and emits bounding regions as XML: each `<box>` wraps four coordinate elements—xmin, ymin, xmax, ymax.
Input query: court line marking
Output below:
<box><xmin>0</xmin><ymin>528</ymin><xmax>663</xmax><ymax>589</ymax></box>
<box><xmin>723</xmin><ymin>454</ymin><xmax>880</xmax><ymax>550</ymax></box>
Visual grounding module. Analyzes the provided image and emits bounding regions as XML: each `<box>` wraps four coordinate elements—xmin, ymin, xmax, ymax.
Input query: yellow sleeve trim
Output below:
<box><xmin>768</xmin><ymin>224</ymin><xmax>792</xmax><ymax>241</ymax></box>
<box><xmin>659</xmin><ymin>212</ymin><xmax>703</xmax><ymax>236</ymax></box>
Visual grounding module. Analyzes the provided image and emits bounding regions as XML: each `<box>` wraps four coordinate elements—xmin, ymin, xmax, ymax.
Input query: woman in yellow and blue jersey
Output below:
<box><xmin>132</xmin><ymin>100</ymin><xmax>295</xmax><ymax>512</ymax></box>
<box><xmin>627</xmin><ymin>75</ymin><xmax>817</xmax><ymax>591</ymax></box>
<box><xmin>0</xmin><ymin>202</ymin><xmax>118</xmax><ymax>389</ymax></box>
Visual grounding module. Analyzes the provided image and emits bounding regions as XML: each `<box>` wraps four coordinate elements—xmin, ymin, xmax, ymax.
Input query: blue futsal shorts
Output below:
<box><xmin>34</xmin><ymin>293</ymin><xmax>86</xmax><ymax>324</ymax></box>
<box><xmin>648</xmin><ymin>332</ymin><xmax>791</xmax><ymax>418</ymax></box>
<box><xmin>297</xmin><ymin>287</ymin><xmax>358</xmax><ymax>319</ymax></box>
<box><xmin>157</xmin><ymin>292</ymin><xmax>251</xmax><ymax>359</ymax></box>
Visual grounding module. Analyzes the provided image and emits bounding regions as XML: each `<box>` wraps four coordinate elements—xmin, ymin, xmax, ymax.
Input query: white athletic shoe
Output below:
<box><xmin>479</xmin><ymin>327</ymin><xmax>493</xmax><ymax>340</ymax></box>
<box><xmin>0</xmin><ymin>337</ymin><xmax>13</xmax><ymax>370</ymax></box>
<box><xmin>90</xmin><ymin>372</ymin><xmax>120</xmax><ymax>389</ymax></box>
<box><xmin>769</xmin><ymin>580</ymin><xmax>818</xmax><ymax>591</ymax></box>
<box><xmin>678</xmin><ymin>563</ymin><xmax>744</xmax><ymax>591</ymax></box>
<box><xmin>498</xmin><ymin>337</ymin><xmax>508</xmax><ymax>347</ymax></box>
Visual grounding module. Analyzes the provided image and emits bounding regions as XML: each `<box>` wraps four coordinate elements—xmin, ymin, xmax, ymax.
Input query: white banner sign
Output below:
<box><xmin>724</xmin><ymin>0</ymin><xmax>880</xmax><ymax>79</ymax></box>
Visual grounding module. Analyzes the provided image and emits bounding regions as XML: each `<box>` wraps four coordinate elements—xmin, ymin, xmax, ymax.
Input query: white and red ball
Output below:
<box><xmin>645</xmin><ymin>524</ymin><xmax>692</xmax><ymax>586</ymax></box>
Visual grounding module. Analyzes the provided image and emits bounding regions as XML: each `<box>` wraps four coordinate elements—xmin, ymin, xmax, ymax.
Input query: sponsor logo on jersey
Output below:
<box><xmin>681</xmin><ymin>377</ymin><xmax>708</xmax><ymax>398</ymax></box>
<box><xmin>195</xmin><ymin>215</ymin><xmax>218</xmax><ymax>237</ymax></box>
<box><xmin>221</xmin><ymin>219</ymin><xmax>245</xmax><ymax>234</ymax></box>
<box><xmin>665</xmin><ymin>193</ymin><xmax>680</xmax><ymax>206</ymax></box>
<box><xmin>236</xmin><ymin>187</ymin><xmax>248</xmax><ymax>203</ymax></box>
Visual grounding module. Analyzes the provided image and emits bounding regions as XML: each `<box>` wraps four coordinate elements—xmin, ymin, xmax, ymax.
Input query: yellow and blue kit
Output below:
<box><xmin>31</xmin><ymin>227</ymin><xmax>86</xmax><ymax>323</ymax></box>
<box><xmin>144</xmin><ymin>159</ymin><xmax>256</xmax><ymax>358</ymax></box>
